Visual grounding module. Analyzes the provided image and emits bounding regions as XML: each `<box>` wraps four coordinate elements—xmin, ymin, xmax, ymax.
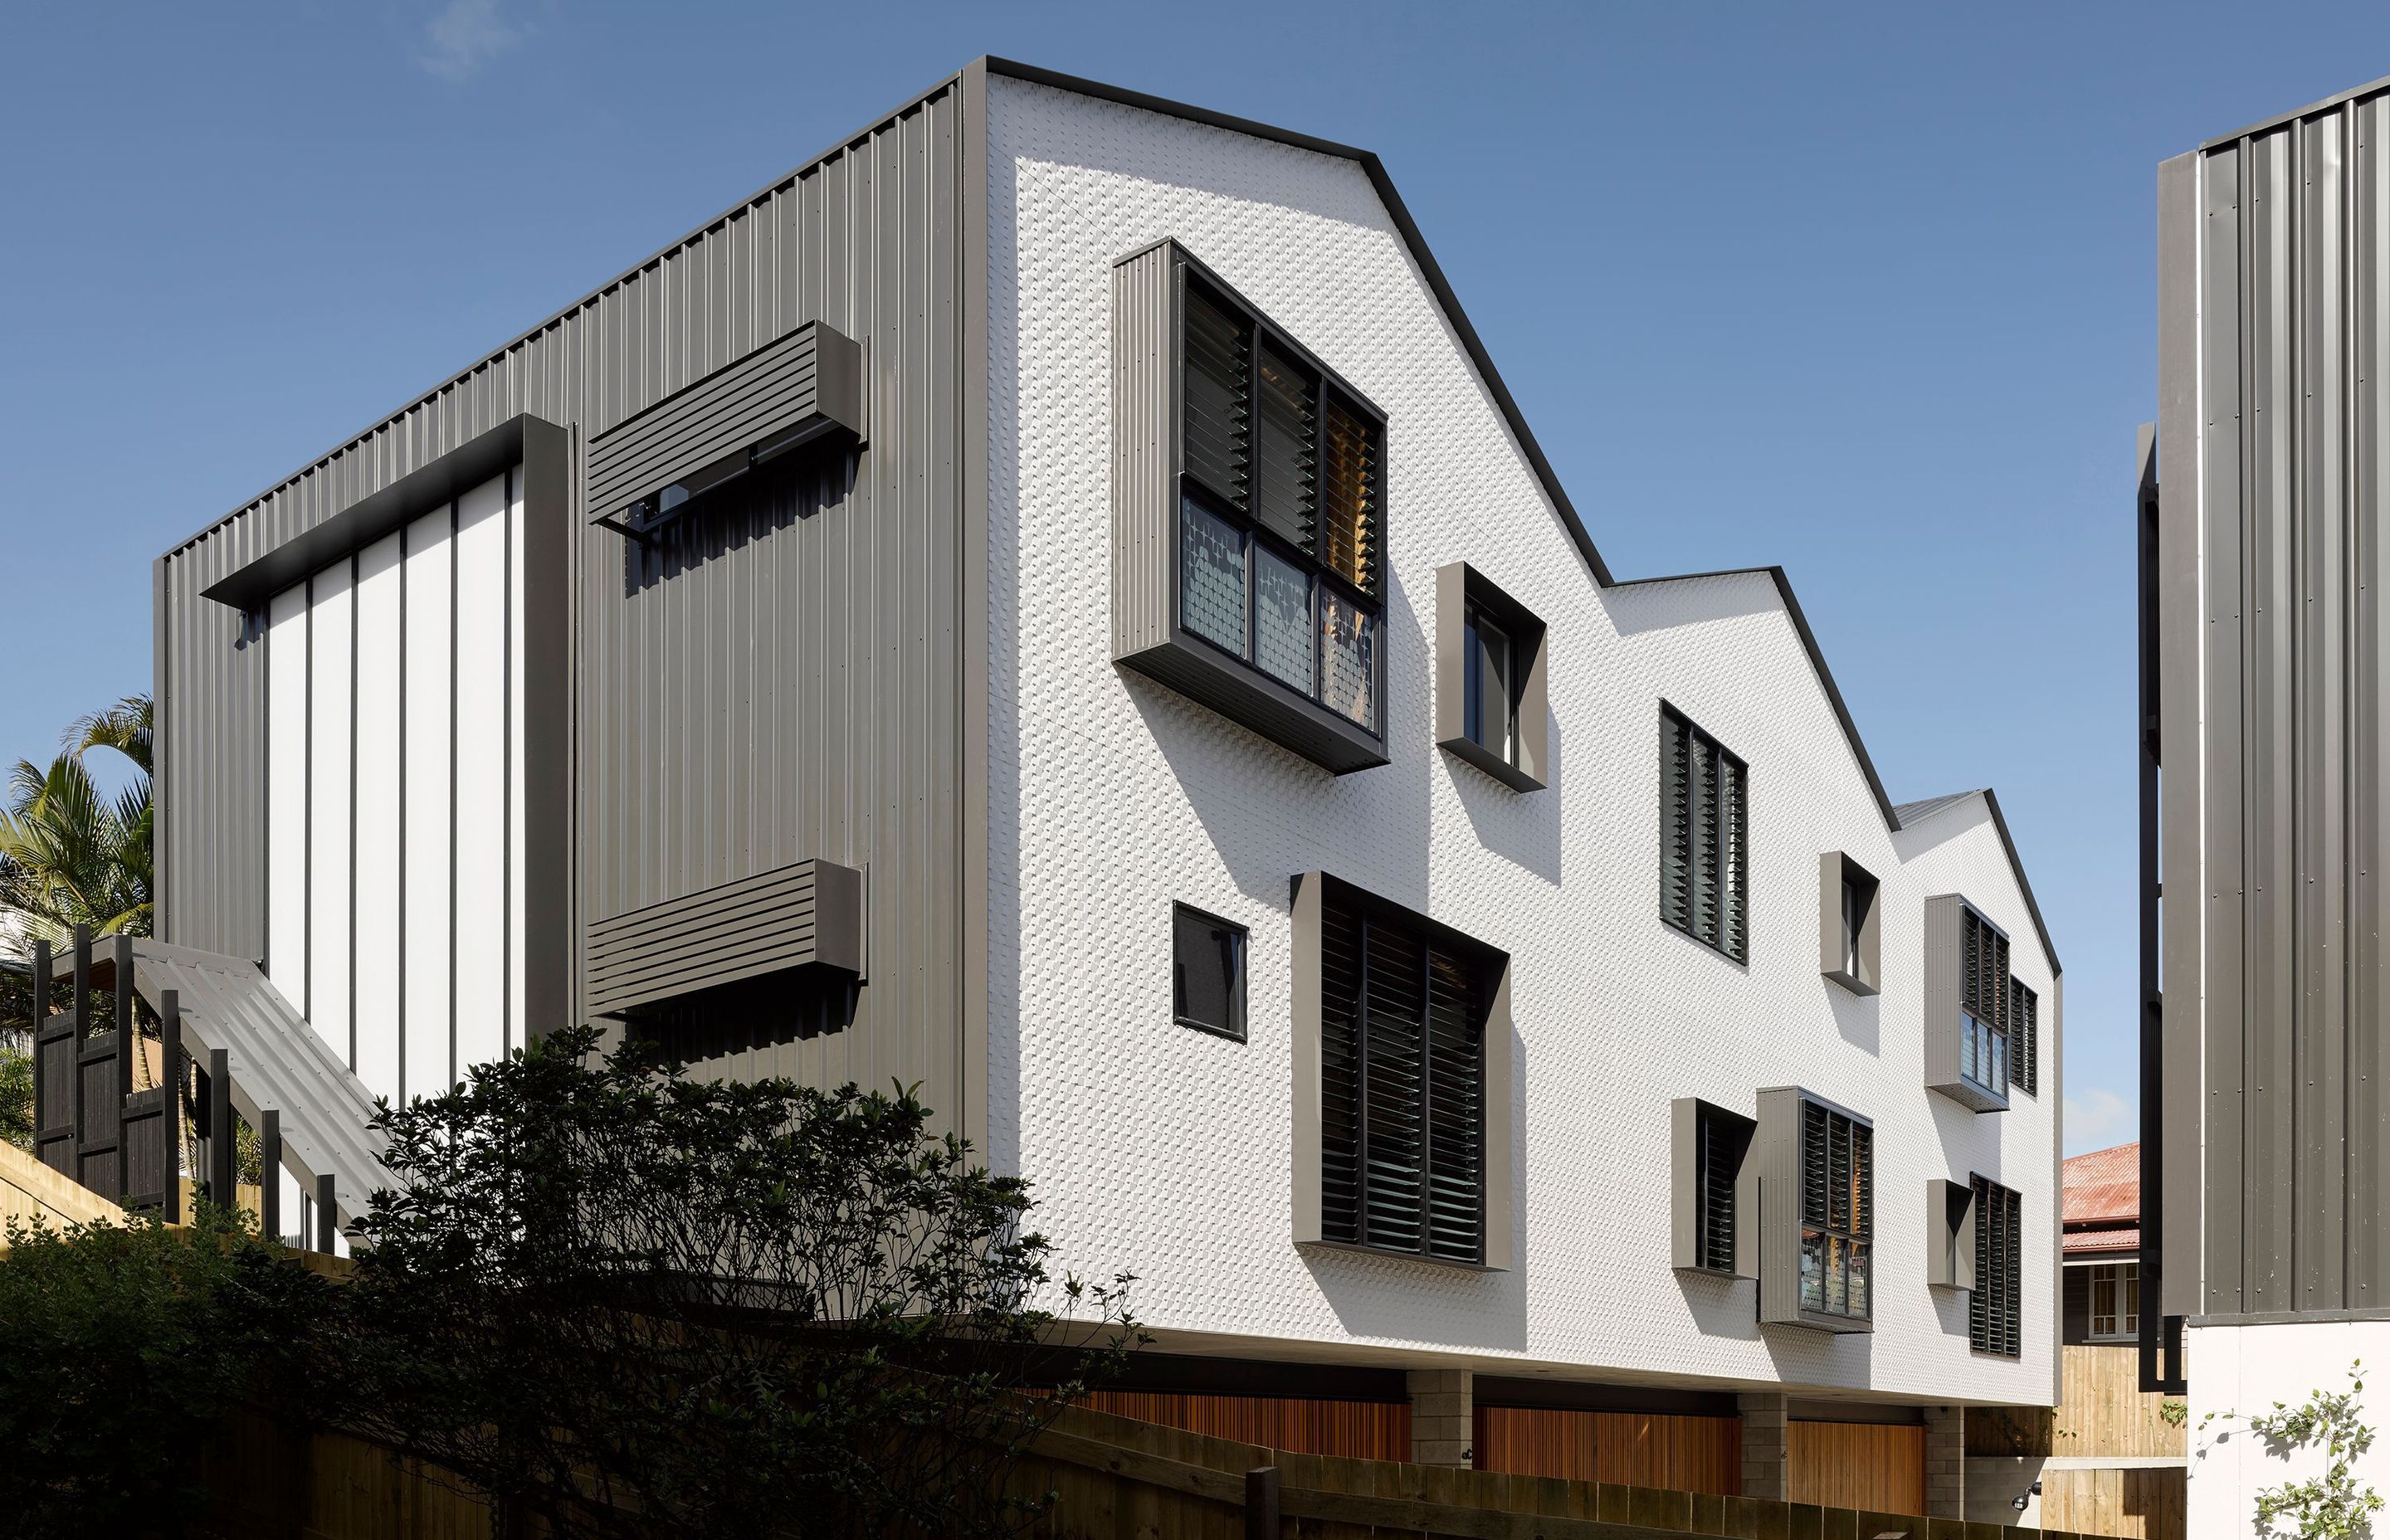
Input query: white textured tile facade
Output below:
<box><xmin>985</xmin><ymin>74</ymin><xmax>2058</xmax><ymax>1406</ymax></box>
<box><xmin>2184</xmin><ymin>1319</ymin><xmax>2390</xmax><ymax>1539</ymax></box>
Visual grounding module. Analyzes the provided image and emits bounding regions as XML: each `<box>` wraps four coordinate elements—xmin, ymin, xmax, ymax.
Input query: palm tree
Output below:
<box><xmin>0</xmin><ymin>693</ymin><xmax>154</xmax><ymax>944</ymax></box>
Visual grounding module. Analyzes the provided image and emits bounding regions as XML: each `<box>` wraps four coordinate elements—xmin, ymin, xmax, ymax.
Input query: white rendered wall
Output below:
<box><xmin>2186</xmin><ymin>1319</ymin><xmax>2390</xmax><ymax>1539</ymax></box>
<box><xmin>985</xmin><ymin>76</ymin><xmax>2058</xmax><ymax>1406</ymax></box>
<box><xmin>261</xmin><ymin>467</ymin><xmax>528</xmax><ymax>1106</ymax></box>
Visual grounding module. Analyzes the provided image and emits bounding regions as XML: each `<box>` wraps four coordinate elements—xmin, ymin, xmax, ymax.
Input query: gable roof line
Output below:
<box><xmin>1890</xmin><ymin>786</ymin><xmax>2061</xmax><ymax>976</ymax></box>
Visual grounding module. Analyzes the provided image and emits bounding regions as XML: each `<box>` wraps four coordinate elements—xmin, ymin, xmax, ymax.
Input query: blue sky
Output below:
<box><xmin>7</xmin><ymin>1</ymin><xmax>2388</xmax><ymax>1154</ymax></box>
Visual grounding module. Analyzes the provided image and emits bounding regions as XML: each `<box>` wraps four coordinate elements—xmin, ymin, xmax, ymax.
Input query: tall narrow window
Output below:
<box><xmin>1174</xmin><ymin>273</ymin><xmax>1383</xmax><ymax>732</ymax></box>
<box><xmin>1797</xmin><ymin>1099</ymin><xmax>1872</xmax><ymax>1323</ymax></box>
<box><xmin>1172</xmin><ymin>904</ymin><xmax>1247</xmax><ymax>1041</ymax></box>
<box><xmin>1960</xmin><ymin>908</ymin><xmax>2012</xmax><ymax>1099</ymax></box>
<box><xmin>1971</xmin><ymin>1176</ymin><xmax>2024</xmax><ymax>1357</ymax></box>
<box><xmin>1673</xmin><ymin>1098</ymin><xmax>1755</xmax><ymax>1276</ymax></box>
<box><xmin>1461</xmin><ymin>604</ymin><xmax>1516</xmax><ymax>766</ymax></box>
<box><xmin>1660</xmin><ymin>705</ymin><xmax>1749</xmax><ymax>962</ymax></box>
<box><xmin>2008</xmin><ymin>977</ymin><xmax>2040</xmax><ymax>1097</ymax></box>
<box><xmin>1318</xmin><ymin>892</ymin><xmax>1490</xmax><ymax>1265</ymax></box>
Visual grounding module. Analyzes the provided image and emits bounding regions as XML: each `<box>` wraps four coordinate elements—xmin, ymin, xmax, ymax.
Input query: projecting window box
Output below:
<box><xmin>1110</xmin><ymin>240</ymin><xmax>1389</xmax><ymax>774</ymax></box>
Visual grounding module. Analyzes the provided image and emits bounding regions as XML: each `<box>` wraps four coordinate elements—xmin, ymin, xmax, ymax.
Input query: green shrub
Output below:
<box><xmin>0</xmin><ymin>1206</ymin><xmax>332</xmax><ymax>1539</ymax></box>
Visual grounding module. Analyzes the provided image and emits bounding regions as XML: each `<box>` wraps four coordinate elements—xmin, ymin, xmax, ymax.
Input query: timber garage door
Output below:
<box><xmin>1788</xmin><ymin>1421</ymin><xmax>1925</xmax><ymax>1514</ymax></box>
<box><xmin>1471</xmin><ymin>1406</ymin><xmax>1741</xmax><ymax>1494</ymax></box>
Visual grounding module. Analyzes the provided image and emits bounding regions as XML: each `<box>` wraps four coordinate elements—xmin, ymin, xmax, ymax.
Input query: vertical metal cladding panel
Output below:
<box><xmin>159</xmin><ymin>82</ymin><xmax>974</xmax><ymax>1135</ymax></box>
<box><xmin>1111</xmin><ymin>242</ymin><xmax>1176</xmax><ymax>658</ymax></box>
<box><xmin>2180</xmin><ymin>87</ymin><xmax>2390</xmax><ymax>1317</ymax></box>
<box><xmin>1920</xmin><ymin>896</ymin><xmax>1959</xmax><ymax>1093</ymax></box>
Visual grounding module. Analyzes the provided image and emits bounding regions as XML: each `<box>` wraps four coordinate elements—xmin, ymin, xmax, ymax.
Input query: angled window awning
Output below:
<box><xmin>126</xmin><ymin>939</ymin><xmax>398</xmax><ymax>1231</ymax></box>
<box><xmin>588</xmin><ymin>319</ymin><xmax>865</xmax><ymax>540</ymax></box>
<box><xmin>585</xmin><ymin>857</ymin><xmax>866</xmax><ymax>1017</ymax></box>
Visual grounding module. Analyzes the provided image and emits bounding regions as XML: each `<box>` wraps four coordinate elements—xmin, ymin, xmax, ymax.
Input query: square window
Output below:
<box><xmin>1173</xmin><ymin>904</ymin><xmax>1247</xmax><ymax>1041</ymax></box>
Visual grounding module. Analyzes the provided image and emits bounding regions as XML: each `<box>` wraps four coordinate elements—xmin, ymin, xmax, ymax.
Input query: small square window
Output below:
<box><xmin>1435</xmin><ymin>563</ymin><xmax>1548</xmax><ymax>792</ymax></box>
<box><xmin>1173</xmin><ymin>903</ymin><xmax>1247</xmax><ymax>1041</ymax></box>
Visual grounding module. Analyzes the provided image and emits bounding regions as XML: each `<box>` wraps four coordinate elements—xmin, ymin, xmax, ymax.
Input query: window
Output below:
<box><xmin>1671</xmin><ymin>1098</ymin><xmax>1755</xmax><ymax>1276</ymax></box>
<box><xmin>2090</xmin><ymin>1260</ymin><xmax>2139</xmax><ymax>1341</ymax></box>
<box><xmin>1927</xmin><ymin>1178</ymin><xmax>1977</xmax><ymax>1290</ymax></box>
<box><xmin>1434</xmin><ymin>563</ymin><xmax>1549</xmax><ymax>792</ymax></box>
<box><xmin>1797</xmin><ymin>1099</ymin><xmax>1872</xmax><ymax>1323</ymax></box>
<box><xmin>1971</xmin><ymin>1176</ymin><xmax>2024</xmax><ymax>1357</ymax></box>
<box><xmin>1818</xmin><ymin>852</ymin><xmax>1880</xmax><ymax>994</ymax></box>
<box><xmin>2008</xmin><ymin>977</ymin><xmax>2040</xmax><ymax>1097</ymax></box>
<box><xmin>1173</xmin><ymin>904</ymin><xmax>1247</xmax><ymax>1041</ymax></box>
<box><xmin>1660</xmin><ymin>706</ymin><xmax>1749</xmax><ymax>961</ymax></box>
<box><xmin>1314</xmin><ymin>887</ymin><xmax>1493</xmax><ymax>1264</ymax></box>
<box><xmin>1112</xmin><ymin>243</ymin><xmax>1390</xmax><ymax>774</ymax></box>
<box><xmin>1960</xmin><ymin>907</ymin><xmax>2012</xmax><ymax>1098</ymax></box>
<box><xmin>1757</xmin><ymin>1089</ymin><xmax>1872</xmax><ymax>1332</ymax></box>
<box><xmin>1178</xmin><ymin>278</ymin><xmax>1383</xmax><ymax>731</ymax></box>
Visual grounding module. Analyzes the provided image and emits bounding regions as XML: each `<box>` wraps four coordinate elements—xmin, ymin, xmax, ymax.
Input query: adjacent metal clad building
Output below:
<box><xmin>154</xmin><ymin>73</ymin><xmax>984</xmax><ymax>1137</ymax></box>
<box><xmin>2152</xmin><ymin>76</ymin><xmax>2390</xmax><ymax>1333</ymax></box>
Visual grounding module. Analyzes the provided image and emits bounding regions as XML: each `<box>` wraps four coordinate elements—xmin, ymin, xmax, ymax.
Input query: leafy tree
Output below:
<box><xmin>0</xmin><ymin>692</ymin><xmax>154</xmax><ymax>946</ymax></box>
<box><xmin>0</xmin><ymin>1040</ymin><xmax>30</xmax><ymax>1152</ymax></box>
<box><xmin>0</xmin><ymin>1205</ymin><xmax>332</xmax><ymax>1540</ymax></box>
<box><xmin>335</xmin><ymin>1026</ymin><xmax>1140</xmax><ymax>1539</ymax></box>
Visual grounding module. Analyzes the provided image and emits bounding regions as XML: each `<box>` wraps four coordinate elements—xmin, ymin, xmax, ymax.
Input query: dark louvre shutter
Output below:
<box><xmin>1971</xmin><ymin>1176</ymin><xmax>2023</xmax><ymax>1357</ymax></box>
<box><xmin>1800</xmin><ymin>1100</ymin><xmax>1831</xmax><ymax>1231</ymax></box>
<box><xmin>1183</xmin><ymin>280</ymin><xmax>1251</xmax><ymax>508</ymax></box>
<box><xmin>1661</xmin><ymin>713</ymin><xmax>1691</xmax><ymax>931</ymax></box>
<box><xmin>2021</xmin><ymin>987</ymin><xmax>2039</xmax><ymax>1094</ymax></box>
<box><xmin>1360</xmin><ymin>920</ymin><xmax>1426</xmax><ymax>1254</ymax></box>
<box><xmin>1696</xmin><ymin>1107</ymin><xmax>1738</xmax><ymax>1271</ymax></box>
<box><xmin>1250</xmin><ymin>341</ymin><xmax>1317</xmax><ymax>553</ymax></box>
<box><xmin>1319</xmin><ymin>900</ymin><xmax>1365</xmax><ymax>1244</ymax></box>
<box><xmin>1320</xmin><ymin>393</ymin><xmax>1380</xmax><ymax>595</ymax></box>
<box><xmin>1316</xmin><ymin>891</ymin><xmax>1490</xmax><ymax>1265</ymax></box>
<box><xmin>1423</xmin><ymin>948</ymin><xmax>1484</xmax><ymax>1262</ymax></box>
<box><xmin>1718</xmin><ymin>753</ymin><xmax>1747</xmax><ymax>961</ymax></box>
<box><xmin>1658</xmin><ymin>706</ymin><xmax>1749</xmax><ymax>961</ymax></box>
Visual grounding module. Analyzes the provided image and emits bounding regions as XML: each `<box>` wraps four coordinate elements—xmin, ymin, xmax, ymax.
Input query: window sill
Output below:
<box><xmin>1674</xmin><ymin>1262</ymin><xmax>1750</xmax><ymax>1283</ymax></box>
<box><xmin>1173</xmin><ymin>1015</ymin><xmax>1246</xmax><ymax>1044</ymax></box>
<box><xmin>1929</xmin><ymin>1075</ymin><xmax>2011</xmax><ymax>1114</ymax></box>
<box><xmin>1119</xmin><ymin>631</ymin><xmax>1387</xmax><ymax>775</ymax></box>
<box><xmin>1768</xmin><ymin>1309</ymin><xmax>1875</xmax><ymax>1336</ymax></box>
<box><xmin>1438</xmin><ymin>733</ymin><xmax>1544</xmax><ymax>792</ymax></box>
<box><xmin>1822</xmin><ymin>963</ymin><xmax>1880</xmax><ymax>997</ymax></box>
<box><xmin>1661</xmin><ymin>915</ymin><xmax>1749</xmax><ymax>968</ymax></box>
<box><xmin>1296</xmin><ymin>1238</ymin><xmax>1504</xmax><ymax>1274</ymax></box>
<box><xmin>1970</xmin><ymin>1347</ymin><xmax>2024</xmax><ymax>1361</ymax></box>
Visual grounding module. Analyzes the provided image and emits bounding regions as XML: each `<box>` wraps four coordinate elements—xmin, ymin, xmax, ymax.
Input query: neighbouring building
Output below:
<box><xmin>124</xmin><ymin>59</ymin><xmax>2061</xmax><ymax>1517</ymax></box>
<box><xmin>2146</xmin><ymin>71</ymin><xmax>2390</xmax><ymax>1538</ymax></box>
<box><xmin>2063</xmin><ymin>1143</ymin><xmax>2142</xmax><ymax>1348</ymax></box>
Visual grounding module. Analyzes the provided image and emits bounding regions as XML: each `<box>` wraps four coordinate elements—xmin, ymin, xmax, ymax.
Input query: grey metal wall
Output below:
<box><xmin>2159</xmin><ymin>81</ymin><xmax>2390</xmax><ymax>1319</ymax></box>
<box><xmin>158</xmin><ymin>76</ymin><xmax>982</xmax><ymax>1139</ymax></box>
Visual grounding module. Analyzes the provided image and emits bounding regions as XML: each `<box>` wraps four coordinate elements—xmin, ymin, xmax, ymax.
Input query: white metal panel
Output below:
<box><xmin>402</xmin><ymin>506</ymin><xmax>455</xmax><ymax>1100</ymax></box>
<box><xmin>505</xmin><ymin>470</ymin><xmax>527</xmax><ymax>1050</ymax></box>
<box><xmin>452</xmin><ymin>472</ymin><xmax>510</xmax><ymax>1072</ymax></box>
<box><xmin>306</xmin><ymin>560</ymin><xmax>354</xmax><ymax>1065</ymax></box>
<box><xmin>351</xmin><ymin>532</ymin><xmax>403</xmax><ymax>1107</ymax></box>
<box><xmin>265</xmin><ymin>583</ymin><xmax>310</xmax><ymax>1014</ymax></box>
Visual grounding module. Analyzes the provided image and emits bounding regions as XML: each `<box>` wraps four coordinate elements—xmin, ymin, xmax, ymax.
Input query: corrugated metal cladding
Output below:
<box><xmin>159</xmin><ymin>80</ymin><xmax>976</xmax><ymax>1134</ymax></box>
<box><xmin>2172</xmin><ymin>85</ymin><xmax>2390</xmax><ymax>1318</ymax></box>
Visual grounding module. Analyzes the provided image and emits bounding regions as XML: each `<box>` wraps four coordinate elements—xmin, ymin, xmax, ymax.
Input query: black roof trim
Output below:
<box><xmin>1892</xmin><ymin>786</ymin><xmax>2062</xmax><ymax>977</ymax></box>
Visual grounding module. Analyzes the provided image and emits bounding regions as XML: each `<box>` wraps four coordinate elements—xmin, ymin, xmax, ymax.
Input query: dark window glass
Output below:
<box><xmin>1971</xmin><ymin>1177</ymin><xmax>2025</xmax><ymax>1357</ymax></box>
<box><xmin>1659</xmin><ymin>706</ymin><xmax>1749</xmax><ymax>961</ymax></box>
<box><xmin>1462</xmin><ymin>604</ymin><xmax>1517</xmax><ymax>765</ymax></box>
<box><xmin>1319</xmin><ymin>895</ymin><xmax>1486</xmax><ymax>1264</ymax></box>
<box><xmin>1177</xmin><ymin>274</ymin><xmax>1383</xmax><ymax>732</ymax></box>
<box><xmin>1172</xmin><ymin>904</ymin><xmax>1246</xmax><ymax>1041</ymax></box>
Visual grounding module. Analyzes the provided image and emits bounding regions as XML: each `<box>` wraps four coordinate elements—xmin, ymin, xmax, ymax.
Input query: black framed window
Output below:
<box><xmin>1172</xmin><ymin>903</ymin><xmax>1247</xmax><ymax>1041</ymax></box>
<box><xmin>2007</xmin><ymin>976</ymin><xmax>2039</xmax><ymax>1097</ymax></box>
<box><xmin>1660</xmin><ymin>704</ymin><xmax>1749</xmax><ymax>961</ymax></box>
<box><xmin>1960</xmin><ymin>906</ymin><xmax>2012</xmax><ymax>1099</ymax></box>
<box><xmin>1318</xmin><ymin>893</ymin><xmax>1488</xmax><ymax>1264</ymax></box>
<box><xmin>2090</xmin><ymin>1260</ymin><xmax>2139</xmax><ymax>1341</ymax></box>
<box><xmin>1797</xmin><ymin>1099</ymin><xmax>1872</xmax><ymax>1322</ymax></box>
<box><xmin>1178</xmin><ymin>275</ymin><xmax>1384</xmax><ymax>733</ymax></box>
<box><xmin>1971</xmin><ymin>1175</ymin><xmax>2024</xmax><ymax>1357</ymax></box>
<box><xmin>1461</xmin><ymin>602</ymin><xmax>1519</xmax><ymax>767</ymax></box>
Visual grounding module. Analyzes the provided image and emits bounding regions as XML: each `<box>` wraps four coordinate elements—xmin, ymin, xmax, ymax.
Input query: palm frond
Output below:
<box><xmin>66</xmin><ymin>694</ymin><xmax>153</xmax><ymax>780</ymax></box>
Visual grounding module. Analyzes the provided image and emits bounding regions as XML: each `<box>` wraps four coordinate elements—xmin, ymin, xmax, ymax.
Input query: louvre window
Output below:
<box><xmin>1971</xmin><ymin>1176</ymin><xmax>2024</xmax><ymax>1357</ymax></box>
<box><xmin>1797</xmin><ymin>1100</ymin><xmax>1873</xmax><ymax>1323</ymax></box>
<box><xmin>1959</xmin><ymin>907</ymin><xmax>2012</xmax><ymax>1099</ymax></box>
<box><xmin>1319</xmin><ymin>892</ymin><xmax>1489</xmax><ymax>1264</ymax></box>
<box><xmin>2008</xmin><ymin>977</ymin><xmax>2039</xmax><ymax>1097</ymax></box>
<box><xmin>1660</xmin><ymin>706</ymin><xmax>1749</xmax><ymax>962</ymax></box>
<box><xmin>1672</xmin><ymin>1098</ymin><xmax>1755</xmax><ymax>1276</ymax></box>
<box><xmin>1176</xmin><ymin>275</ymin><xmax>1384</xmax><ymax>732</ymax></box>
<box><xmin>1172</xmin><ymin>903</ymin><xmax>1247</xmax><ymax>1041</ymax></box>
